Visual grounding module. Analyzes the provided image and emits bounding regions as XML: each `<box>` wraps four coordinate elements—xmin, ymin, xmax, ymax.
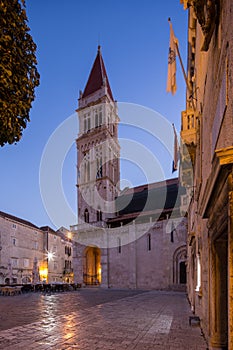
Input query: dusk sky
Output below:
<box><xmin>0</xmin><ymin>1</ymin><xmax>188</xmax><ymax>229</ymax></box>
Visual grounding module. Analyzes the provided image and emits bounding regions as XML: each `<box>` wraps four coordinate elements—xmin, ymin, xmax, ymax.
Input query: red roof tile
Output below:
<box><xmin>82</xmin><ymin>46</ymin><xmax>114</xmax><ymax>101</ymax></box>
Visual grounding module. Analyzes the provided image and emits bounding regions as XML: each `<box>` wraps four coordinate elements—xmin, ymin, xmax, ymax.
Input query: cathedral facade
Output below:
<box><xmin>71</xmin><ymin>46</ymin><xmax>187</xmax><ymax>290</ymax></box>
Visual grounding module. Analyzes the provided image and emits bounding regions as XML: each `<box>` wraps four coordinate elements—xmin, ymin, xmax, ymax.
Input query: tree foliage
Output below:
<box><xmin>0</xmin><ymin>0</ymin><xmax>40</xmax><ymax>146</ymax></box>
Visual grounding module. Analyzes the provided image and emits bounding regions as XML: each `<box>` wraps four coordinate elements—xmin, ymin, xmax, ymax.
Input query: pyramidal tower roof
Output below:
<box><xmin>82</xmin><ymin>45</ymin><xmax>114</xmax><ymax>101</ymax></box>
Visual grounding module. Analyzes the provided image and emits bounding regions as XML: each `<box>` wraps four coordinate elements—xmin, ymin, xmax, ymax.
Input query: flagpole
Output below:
<box><xmin>168</xmin><ymin>18</ymin><xmax>195</xmax><ymax>109</ymax></box>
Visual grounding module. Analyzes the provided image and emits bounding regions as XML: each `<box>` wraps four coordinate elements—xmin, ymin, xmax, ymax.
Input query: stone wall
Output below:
<box><xmin>72</xmin><ymin>216</ymin><xmax>187</xmax><ymax>290</ymax></box>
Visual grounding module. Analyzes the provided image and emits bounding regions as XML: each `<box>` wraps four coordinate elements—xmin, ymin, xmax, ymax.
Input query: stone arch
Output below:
<box><xmin>83</xmin><ymin>246</ymin><xmax>101</xmax><ymax>285</ymax></box>
<box><xmin>173</xmin><ymin>245</ymin><xmax>187</xmax><ymax>284</ymax></box>
<box><xmin>22</xmin><ymin>276</ymin><xmax>31</xmax><ymax>284</ymax></box>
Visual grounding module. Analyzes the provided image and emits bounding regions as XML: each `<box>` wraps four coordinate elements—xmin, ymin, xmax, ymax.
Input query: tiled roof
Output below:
<box><xmin>0</xmin><ymin>211</ymin><xmax>39</xmax><ymax>229</ymax></box>
<box><xmin>40</xmin><ymin>226</ymin><xmax>56</xmax><ymax>234</ymax></box>
<box><xmin>82</xmin><ymin>46</ymin><xmax>114</xmax><ymax>101</ymax></box>
<box><xmin>114</xmin><ymin>178</ymin><xmax>184</xmax><ymax>216</ymax></box>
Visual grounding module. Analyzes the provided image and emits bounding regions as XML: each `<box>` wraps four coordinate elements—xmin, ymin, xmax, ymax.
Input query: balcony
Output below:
<box><xmin>71</xmin><ymin>221</ymin><xmax>107</xmax><ymax>232</ymax></box>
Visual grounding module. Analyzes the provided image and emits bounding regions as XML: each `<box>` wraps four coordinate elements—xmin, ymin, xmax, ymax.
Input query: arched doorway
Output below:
<box><xmin>83</xmin><ymin>247</ymin><xmax>101</xmax><ymax>285</ymax></box>
<box><xmin>179</xmin><ymin>261</ymin><xmax>187</xmax><ymax>284</ymax></box>
<box><xmin>173</xmin><ymin>245</ymin><xmax>187</xmax><ymax>285</ymax></box>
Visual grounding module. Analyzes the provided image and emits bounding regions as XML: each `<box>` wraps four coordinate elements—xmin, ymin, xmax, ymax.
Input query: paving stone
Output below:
<box><xmin>0</xmin><ymin>289</ymin><xmax>207</xmax><ymax>349</ymax></box>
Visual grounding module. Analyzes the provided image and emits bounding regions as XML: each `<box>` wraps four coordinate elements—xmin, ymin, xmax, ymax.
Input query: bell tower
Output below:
<box><xmin>76</xmin><ymin>46</ymin><xmax>120</xmax><ymax>225</ymax></box>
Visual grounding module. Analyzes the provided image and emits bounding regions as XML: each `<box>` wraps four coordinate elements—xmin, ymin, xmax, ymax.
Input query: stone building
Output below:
<box><xmin>0</xmin><ymin>211</ymin><xmax>73</xmax><ymax>284</ymax></box>
<box><xmin>180</xmin><ymin>1</ymin><xmax>233</xmax><ymax>348</ymax></box>
<box><xmin>71</xmin><ymin>46</ymin><xmax>187</xmax><ymax>290</ymax></box>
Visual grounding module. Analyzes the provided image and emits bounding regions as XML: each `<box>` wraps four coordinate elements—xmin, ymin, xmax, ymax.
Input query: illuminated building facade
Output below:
<box><xmin>180</xmin><ymin>1</ymin><xmax>233</xmax><ymax>348</ymax></box>
<box><xmin>0</xmin><ymin>211</ymin><xmax>73</xmax><ymax>284</ymax></box>
<box><xmin>71</xmin><ymin>46</ymin><xmax>188</xmax><ymax>290</ymax></box>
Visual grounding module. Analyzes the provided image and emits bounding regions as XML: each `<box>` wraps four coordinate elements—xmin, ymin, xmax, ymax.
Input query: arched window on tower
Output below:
<box><xmin>96</xmin><ymin>157</ymin><xmax>102</xmax><ymax>179</ymax></box>
<box><xmin>84</xmin><ymin>159</ymin><xmax>90</xmax><ymax>182</ymax></box>
<box><xmin>84</xmin><ymin>113</ymin><xmax>91</xmax><ymax>132</ymax></box>
<box><xmin>95</xmin><ymin>108</ymin><xmax>103</xmax><ymax>128</ymax></box>
<box><xmin>84</xmin><ymin>209</ymin><xmax>89</xmax><ymax>223</ymax></box>
<box><xmin>97</xmin><ymin>207</ymin><xmax>102</xmax><ymax>222</ymax></box>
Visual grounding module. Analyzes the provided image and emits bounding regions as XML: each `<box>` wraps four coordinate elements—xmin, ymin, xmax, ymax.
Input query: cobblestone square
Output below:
<box><xmin>0</xmin><ymin>289</ymin><xmax>207</xmax><ymax>349</ymax></box>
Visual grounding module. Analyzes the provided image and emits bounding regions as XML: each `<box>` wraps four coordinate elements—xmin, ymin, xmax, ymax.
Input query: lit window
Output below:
<box><xmin>195</xmin><ymin>254</ymin><xmax>201</xmax><ymax>292</ymax></box>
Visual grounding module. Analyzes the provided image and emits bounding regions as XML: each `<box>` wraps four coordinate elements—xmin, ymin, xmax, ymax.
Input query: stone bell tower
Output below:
<box><xmin>76</xmin><ymin>46</ymin><xmax>120</xmax><ymax>225</ymax></box>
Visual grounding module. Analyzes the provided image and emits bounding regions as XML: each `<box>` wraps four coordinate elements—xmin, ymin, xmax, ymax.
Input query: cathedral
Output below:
<box><xmin>71</xmin><ymin>46</ymin><xmax>187</xmax><ymax>290</ymax></box>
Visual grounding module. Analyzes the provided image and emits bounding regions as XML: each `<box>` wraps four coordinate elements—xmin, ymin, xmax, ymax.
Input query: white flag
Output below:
<box><xmin>167</xmin><ymin>21</ymin><xmax>178</xmax><ymax>95</ymax></box>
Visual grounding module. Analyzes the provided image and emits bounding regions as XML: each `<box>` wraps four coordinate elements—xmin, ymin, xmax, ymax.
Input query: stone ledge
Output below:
<box><xmin>215</xmin><ymin>146</ymin><xmax>233</xmax><ymax>165</ymax></box>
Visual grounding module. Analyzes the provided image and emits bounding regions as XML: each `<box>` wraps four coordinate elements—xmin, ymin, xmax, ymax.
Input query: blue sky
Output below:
<box><xmin>0</xmin><ymin>0</ymin><xmax>188</xmax><ymax>229</ymax></box>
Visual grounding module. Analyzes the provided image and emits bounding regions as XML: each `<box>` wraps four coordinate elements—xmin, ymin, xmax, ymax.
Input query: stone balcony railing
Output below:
<box><xmin>71</xmin><ymin>221</ymin><xmax>107</xmax><ymax>232</ymax></box>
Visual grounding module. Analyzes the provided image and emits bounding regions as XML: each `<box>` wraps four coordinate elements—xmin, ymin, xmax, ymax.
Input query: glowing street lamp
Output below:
<box><xmin>45</xmin><ymin>250</ymin><xmax>56</xmax><ymax>261</ymax></box>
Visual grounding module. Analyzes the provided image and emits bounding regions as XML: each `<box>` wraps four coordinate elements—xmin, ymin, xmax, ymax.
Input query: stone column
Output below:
<box><xmin>228</xmin><ymin>171</ymin><xmax>233</xmax><ymax>349</ymax></box>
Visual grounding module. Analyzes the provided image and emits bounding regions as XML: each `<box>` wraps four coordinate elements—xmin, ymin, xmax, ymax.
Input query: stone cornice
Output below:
<box><xmin>215</xmin><ymin>146</ymin><xmax>233</xmax><ymax>165</ymax></box>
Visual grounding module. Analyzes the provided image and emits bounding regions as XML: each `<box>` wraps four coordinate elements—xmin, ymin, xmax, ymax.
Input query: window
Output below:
<box><xmin>34</xmin><ymin>241</ymin><xmax>38</xmax><ymax>250</ymax></box>
<box><xmin>12</xmin><ymin>223</ymin><xmax>17</xmax><ymax>229</ymax></box>
<box><xmin>11</xmin><ymin>258</ymin><xmax>18</xmax><ymax>267</ymax></box>
<box><xmin>95</xmin><ymin>112</ymin><xmax>98</xmax><ymax>127</ymax></box>
<box><xmin>23</xmin><ymin>259</ymin><xmax>29</xmax><ymax>268</ymax></box>
<box><xmin>54</xmin><ymin>262</ymin><xmax>58</xmax><ymax>270</ymax></box>
<box><xmin>97</xmin><ymin>208</ymin><xmax>102</xmax><ymax>221</ymax></box>
<box><xmin>84</xmin><ymin>209</ymin><xmax>89</xmax><ymax>223</ymax></box>
<box><xmin>96</xmin><ymin>157</ymin><xmax>103</xmax><ymax>179</ymax></box>
<box><xmin>118</xmin><ymin>238</ymin><xmax>121</xmax><ymax>254</ymax></box>
<box><xmin>187</xmin><ymin>114</ymin><xmax>194</xmax><ymax>130</ymax></box>
<box><xmin>96</xmin><ymin>146</ymin><xmax>103</xmax><ymax>179</ymax></box>
<box><xmin>12</xmin><ymin>237</ymin><xmax>16</xmax><ymax>246</ymax></box>
<box><xmin>84</xmin><ymin>156</ymin><xmax>90</xmax><ymax>182</ymax></box>
<box><xmin>147</xmin><ymin>234</ymin><xmax>151</xmax><ymax>251</ymax></box>
<box><xmin>54</xmin><ymin>235</ymin><xmax>57</xmax><ymax>240</ymax></box>
<box><xmin>53</xmin><ymin>246</ymin><xmax>57</xmax><ymax>253</ymax></box>
<box><xmin>95</xmin><ymin>108</ymin><xmax>102</xmax><ymax>127</ymax></box>
<box><xmin>195</xmin><ymin>254</ymin><xmax>201</xmax><ymax>292</ymax></box>
<box><xmin>84</xmin><ymin>113</ymin><xmax>91</xmax><ymax>132</ymax></box>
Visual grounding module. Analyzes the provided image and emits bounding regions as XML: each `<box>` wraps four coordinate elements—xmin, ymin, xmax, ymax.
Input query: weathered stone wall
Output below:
<box><xmin>73</xmin><ymin>217</ymin><xmax>187</xmax><ymax>290</ymax></box>
<box><xmin>0</xmin><ymin>215</ymin><xmax>44</xmax><ymax>284</ymax></box>
<box><xmin>184</xmin><ymin>1</ymin><xmax>233</xmax><ymax>348</ymax></box>
<box><xmin>0</xmin><ymin>214</ymin><xmax>73</xmax><ymax>284</ymax></box>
